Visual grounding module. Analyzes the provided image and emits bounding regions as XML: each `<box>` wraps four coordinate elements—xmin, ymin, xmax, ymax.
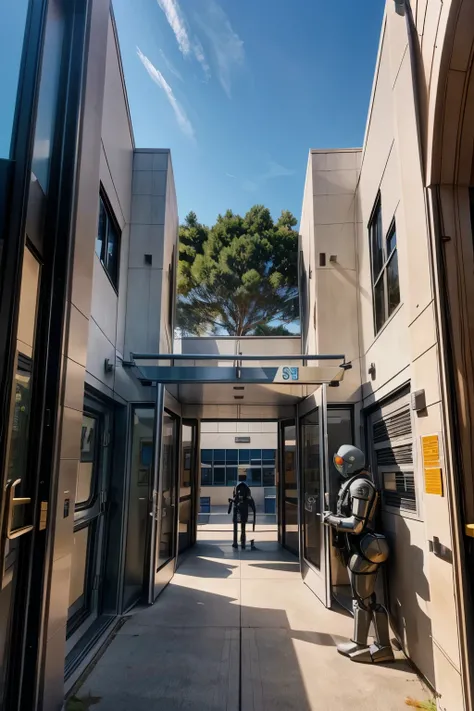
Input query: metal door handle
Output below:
<box><xmin>5</xmin><ymin>479</ymin><xmax>34</xmax><ymax>540</ymax></box>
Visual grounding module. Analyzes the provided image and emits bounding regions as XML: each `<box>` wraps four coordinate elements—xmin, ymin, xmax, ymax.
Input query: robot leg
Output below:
<box><xmin>337</xmin><ymin>555</ymin><xmax>376</xmax><ymax>661</ymax></box>
<box><xmin>232</xmin><ymin>519</ymin><xmax>238</xmax><ymax>548</ymax></box>
<box><xmin>241</xmin><ymin>521</ymin><xmax>246</xmax><ymax>550</ymax></box>
<box><xmin>337</xmin><ymin>554</ymin><xmax>393</xmax><ymax>663</ymax></box>
<box><xmin>370</xmin><ymin>602</ymin><xmax>394</xmax><ymax>663</ymax></box>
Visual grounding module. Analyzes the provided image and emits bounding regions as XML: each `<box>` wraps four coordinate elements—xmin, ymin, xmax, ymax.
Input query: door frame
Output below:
<box><xmin>178</xmin><ymin>418</ymin><xmax>198</xmax><ymax>555</ymax></box>
<box><xmin>148</xmin><ymin>387</ymin><xmax>180</xmax><ymax>603</ymax></box>
<box><xmin>298</xmin><ymin>385</ymin><xmax>332</xmax><ymax>608</ymax></box>
<box><xmin>278</xmin><ymin>418</ymin><xmax>297</xmax><ymax>551</ymax></box>
<box><xmin>66</xmin><ymin>394</ymin><xmax>113</xmax><ymax>649</ymax></box>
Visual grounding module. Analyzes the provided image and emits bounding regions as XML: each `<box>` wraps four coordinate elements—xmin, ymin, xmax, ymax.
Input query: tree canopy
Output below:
<box><xmin>177</xmin><ymin>206</ymin><xmax>299</xmax><ymax>336</ymax></box>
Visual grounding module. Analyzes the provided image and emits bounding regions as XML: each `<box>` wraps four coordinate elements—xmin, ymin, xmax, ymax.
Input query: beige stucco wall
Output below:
<box><xmin>300</xmin><ymin>2</ymin><xmax>468</xmax><ymax>707</ymax></box>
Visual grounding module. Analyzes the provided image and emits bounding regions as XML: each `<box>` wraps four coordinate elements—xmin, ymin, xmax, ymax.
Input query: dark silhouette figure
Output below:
<box><xmin>228</xmin><ymin>474</ymin><xmax>256</xmax><ymax>550</ymax></box>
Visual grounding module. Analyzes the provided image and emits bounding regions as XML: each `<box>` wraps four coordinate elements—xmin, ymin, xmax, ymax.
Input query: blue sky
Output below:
<box><xmin>112</xmin><ymin>0</ymin><xmax>384</xmax><ymax>228</ymax></box>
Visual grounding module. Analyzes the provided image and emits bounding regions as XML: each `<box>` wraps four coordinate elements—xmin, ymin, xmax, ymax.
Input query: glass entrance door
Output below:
<box><xmin>157</xmin><ymin>413</ymin><xmax>178</xmax><ymax>568</ymax></box>
<box><xmin>299</xmin><ymin>385</ymin><xmax>331</xmax><ymax>607</ymax></box>
<box><xmin>67</xmin><ymin>398</ymin><xmax>112</xmax><ymax>644</ymax></box>
<box><xmin>0</xmin><ymin>247</ymin><xmax>41</xmax><ymax>707</ymax></box>
<box><xmin>279</xmin><ymin>420</ymin><xmax>298</xmax><ymax>554</ymax></box>
<box><xmin>149</xmin><ymin>397</ymin><xmax>179</xmax><ymax>603</ymax></box>
<box><xmin>123</xmin><ymin>406</ymin><xmax>154</xmax><ymax>612</ymax></box>
<box><xmin>178</xmin><ymin>422</ymin><xmax>197</xmax><ymax>554</ymax></box>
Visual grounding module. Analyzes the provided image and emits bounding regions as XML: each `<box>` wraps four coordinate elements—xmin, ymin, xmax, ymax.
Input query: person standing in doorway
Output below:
<box><xmin>228</xmin><ymin>473</ymin><xmax>256</xmax><ymax>549</ymax></box>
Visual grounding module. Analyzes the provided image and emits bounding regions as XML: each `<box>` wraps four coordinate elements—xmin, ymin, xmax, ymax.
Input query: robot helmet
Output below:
<box><xmin>333</xmin><ymin>444</ymin><xmax>365</xmax><ymax>478</ymax></box>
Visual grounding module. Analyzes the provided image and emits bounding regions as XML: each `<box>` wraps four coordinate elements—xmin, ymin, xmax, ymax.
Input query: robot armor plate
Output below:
<box><xmin>359</xmin><ymin>532</ymin><xmax>389</xmax><ymax>564</ymax></box>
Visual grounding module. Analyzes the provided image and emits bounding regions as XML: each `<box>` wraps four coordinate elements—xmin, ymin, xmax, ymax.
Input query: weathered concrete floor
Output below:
<box><xmin>76</xmin><ymin>526</ymin><xmax>428</xmax><ymax>710</ymax></box>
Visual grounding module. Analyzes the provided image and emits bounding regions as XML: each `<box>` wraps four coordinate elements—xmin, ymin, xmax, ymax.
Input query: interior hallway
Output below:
<box><xmin>73</xmin><ymin>526</ymin><xmax>428</xmax><ymax>710</ymax></box>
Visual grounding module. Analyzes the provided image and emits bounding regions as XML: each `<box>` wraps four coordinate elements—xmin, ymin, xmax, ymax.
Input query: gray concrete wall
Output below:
<box><xmin>124</xmin><ymin>149</ymin><xmax>177</xmax><ymax>360</ymax></box>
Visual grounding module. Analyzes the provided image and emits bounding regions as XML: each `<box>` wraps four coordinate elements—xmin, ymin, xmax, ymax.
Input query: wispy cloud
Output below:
<box><xmin>242</xmin><ymin>161</ymin><xmax>295</xmax><ymax>192</ymax></box>
<box><xmin>137</xmin><ymin>47</ymin><xmax>195</xmax><ymax>139</ymax></box>
<box><xmin>196</xmin><ymin>0</ymin><xmax>244</xmax><ymax>98</ymax></box>
<box><xmin>192</xmin><ymin>37</ymin><xmax>211</xmax><ymax>79</ymax></box>
<box><xmin>157</xmin><ymin>0</ymin><xmax>210</xmax><ymax>78</ymax></box>
<box><xmin>159</xmin><ymin>49</ymin><xmax>183</xmax><ymax>81</ymax></box>
<box><xmin>226</xmin><ymin>172</ymin><xmax>236</xmax><ymax>179</ymax></box>
<box><xmin>157</xmin><ymin>0</ymin><xmax>191</xmax><ymax>54</ymax></box>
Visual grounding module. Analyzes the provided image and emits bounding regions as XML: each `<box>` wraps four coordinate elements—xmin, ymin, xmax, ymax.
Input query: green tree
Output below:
<box><xmin>177</xmin><ymin>206</ymin><xmax>299</xmax><ymax>336</ymax></box>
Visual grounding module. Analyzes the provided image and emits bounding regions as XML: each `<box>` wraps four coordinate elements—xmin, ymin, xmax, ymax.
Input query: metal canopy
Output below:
<box><xmin>125</xmin><ymin>352</ymin><xmax>350</xmax><ymax>412</ymax></box>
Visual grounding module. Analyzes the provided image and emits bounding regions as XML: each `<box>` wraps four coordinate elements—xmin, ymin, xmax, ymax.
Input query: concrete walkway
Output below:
<box><xmin>75</xmin><ymin>526</ymin><xmax>428</xmax><ymax>710</ymax></box>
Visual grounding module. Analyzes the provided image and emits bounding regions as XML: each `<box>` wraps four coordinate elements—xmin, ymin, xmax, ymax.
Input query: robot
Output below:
<box><xmin>323</xmin><ymin>444</ymin><xmax>394</xmax><ymax>664</ymax></box>
<box><xmin>228</xmin><ymin>473</ymin><xmax>256</xmax><ymax>550</ymax></box>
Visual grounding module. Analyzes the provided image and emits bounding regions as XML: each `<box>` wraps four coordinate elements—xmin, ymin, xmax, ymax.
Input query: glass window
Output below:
<box><xmin>301</xmin><ymin>410</ymin><xmax>321</xmax><ymax>570</ymax></box>
<box><xmin>31</xmin><ymin>0</ymin><xmax>66</xmax><ymax>193</ymax></box>
<box><xmin>213</xmin><ymin>467</ymin><xmax>225</xmax><ymax>485</ymax></box>
<box><xmin>387</xmin><ymin>252</ymin><xmax>400</xmax><ymax>317</ymax></box>
<box><xmin>369</xmin><ymin>203</ymin><xmax>401</xmax><ymax>333</ymax></box>
<box><xmin>262</xmin><ymin>449</ymin><xmax>275</xmax><ymax>463</ymax></box>
<box><xmin>262</xmin><ymin>467</ymin><xmax>275</xmax><ymax>486</ymax></box>
<box><xmin>226</xmin><ymin>449</ymin><xmax>238</xmax><ymax>464</ymax></box>
<box><xmin>238</xmin><ymin>450</ymin><xmax>250</xmax><ymax>464</ymax></box>
<box><xmin>250</xmin><ymin>449</ymin><xmax>262</xmax><ymax>465</ymax></box>
<box><xmin>180</xmin><ymin>424</ymin><xmax>193</xmax><ymax>491</ymax></box>
<box><xmin>370</xmin><ymin>201</ymin><xmax>384</xmax><ymax>280</ymax></box>
<box><xmin>226</xmin><ymin>467</ymin><xmax>238</xmax><ymax>487</ymax></box>
<box><xmin>0</xmin><ymin>1</ymin><xmax>30</xmax><ymax>158</ymax></box>
<box><xmin>201</xmin><ymin>467</ymin><xmax>212</xmax><ymax>486</ymax></box>
<box><xmin>247</xmin><ymin>467</ymin><xmax>262</xmax><ymax>486</ymax></box>
<box><xmin>96</xmin><ymin>199</ymin><xmax>107</xmax><ymax>260</ymax></box>
<box><xmin>374</xmin><ymin>278</ymin><xmax>385</xmax><ymax>334</ymax></box>
<box><xmin>68</xmin><ymin>524</ymin><xmax>91</xmax><ymax>616</ymax></box>
<box><xmin>214</xmin><ymin>449</ymin><xmax>225</xmax><ymax>466</ymax></box>
<box><xmin>76</xmin><ymin>414</ymin><xmax>97</xmax><ymax>506</ymax></box>
<box><xmin>201</xmin><ymin>449</ymin><xmax>212</xmax><ymax>464</ymax></box>
<box><xmin>96</xmin><ymin>194</ymin><xmax>121</xmax><ymax>290</ymax></box>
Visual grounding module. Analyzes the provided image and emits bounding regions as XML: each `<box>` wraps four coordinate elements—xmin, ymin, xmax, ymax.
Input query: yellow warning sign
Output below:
<box><xmin>422</xmin><ymin>434</ymin><xmax>443</xmax><ymax>496</ymax></box>
<box><xmin>424</xmin><ymin>467</ymin><xmax>443</xmax><ymax>496</ymax></box>
<box><xmin>422</xmin><ymin>435</ymin><xmax>440</xmax><ymax>467</ymax></box>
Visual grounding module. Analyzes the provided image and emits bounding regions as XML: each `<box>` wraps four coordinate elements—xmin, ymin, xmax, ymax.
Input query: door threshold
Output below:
<box><xmin>64</xmin><ymin>614</ymin><xmax>120</xmax><ymax>692</ymax></box>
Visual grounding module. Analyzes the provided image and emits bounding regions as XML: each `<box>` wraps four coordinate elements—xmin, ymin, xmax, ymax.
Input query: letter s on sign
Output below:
<box><xmin>282</xmin><ymin>367</ymin><xmax>290</xmax><ymax>381</ymax></box>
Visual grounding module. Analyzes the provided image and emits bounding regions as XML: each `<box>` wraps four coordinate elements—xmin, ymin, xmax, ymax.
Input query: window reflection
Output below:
<box><xmin>301</xmin><ymin>411</ymin><xmax>321</xmax><ymax>570</ymax></box>
<box><xmin>0</xmin><ymin>1</ymin><xmax>30</xmax><ymax>158</ymax></box>
<box><xmin>31</xmin><ymin>0</ymin><xmax>65</xmax><ymax>193</ymax></box>
<box><xmin>76</xmin><ymin>415</ymin><xmax>97</xmax><ymax>505</ymax></box>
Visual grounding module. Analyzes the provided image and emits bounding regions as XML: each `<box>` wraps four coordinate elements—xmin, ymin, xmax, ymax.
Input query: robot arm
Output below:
<box><xmin>324</xmin><ymin>480</ymin><xmax>373</xmax><ymax>534</ymax></box>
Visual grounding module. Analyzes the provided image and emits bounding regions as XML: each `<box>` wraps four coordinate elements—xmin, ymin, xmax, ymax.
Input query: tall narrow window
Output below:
<box><xmin>369</xmin><ymin>197</ymin><xmax>400</xmax><ymax>333</ymax></box>
<box><xmin>96</xmin><ymin>193</ymin><xmax>121</xmax><ymax>290</ymax></box>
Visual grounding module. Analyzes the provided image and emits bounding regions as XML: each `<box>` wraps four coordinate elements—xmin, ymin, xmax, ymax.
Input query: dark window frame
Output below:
<box><xmin>200</xmin><ymin>448</ymin><xmax>276</xmax><ymax>486</ymax></box>
<box><xmin>368</xmin><ymin>195</ymin><xmax>400</xmax><ymax>334</ymax></box>
<box><xmin>96</xmin><ymin>188</ymin><xmax>121</xmax><ymax>291</ymax></box>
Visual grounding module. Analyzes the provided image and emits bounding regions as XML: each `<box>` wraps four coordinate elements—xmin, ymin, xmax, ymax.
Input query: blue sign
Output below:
<box><xmin>282</xmin><ymin>366</ymin><xmax>299</xmax><ymax>381</ymax></box>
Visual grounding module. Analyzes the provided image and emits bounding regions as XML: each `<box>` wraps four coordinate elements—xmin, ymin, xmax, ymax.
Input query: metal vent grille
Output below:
<box><xmin>373</xmin><ymin>409</ymin><xmax>411</xmax><ymax>444</ymax></box>
<box><xmin>383</xmin><ymin>472</ymin><xmax>416</xmax><ymax>512</ymax></box>
<box><xmin>376</xmin><ymin>443</ymin><xmax>413</xmax><ymax>466</ymax></box>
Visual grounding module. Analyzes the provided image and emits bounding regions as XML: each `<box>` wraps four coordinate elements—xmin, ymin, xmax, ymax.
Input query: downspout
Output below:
<box><xmin>402</xmin><ymin>2</ymin><xmax>474</xmax><ymax>708</ymax></box>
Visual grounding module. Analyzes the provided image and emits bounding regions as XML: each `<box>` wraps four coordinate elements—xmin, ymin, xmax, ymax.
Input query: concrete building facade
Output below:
<box><xmin>299</xmin><ymin>1</ymin><xmax>474</xmax><ymax>708</ymax></box>
<box><xmin>1</xmin><ymin>1</ymin><xmax>474</xmax><ymax>710</ymax></box>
